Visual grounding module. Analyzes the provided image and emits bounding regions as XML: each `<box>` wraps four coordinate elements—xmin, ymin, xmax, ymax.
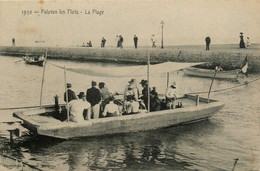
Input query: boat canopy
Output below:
<box><xmin>64</xmin><ymin>62</ymin><xmax>205</xmax><ymax>77</ymax></box>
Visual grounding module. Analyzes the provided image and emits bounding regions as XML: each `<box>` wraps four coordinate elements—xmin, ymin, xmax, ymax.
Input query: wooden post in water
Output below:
<box><xmin>147</xmin><ymin>52</ymin><xmax>150</xmax><ymax>113</ymax></box>
<box><xmin>196</xmin><ymin>95</ymin><xmax>200</xmax><ymax>106</ymax></box>
<box><xmin>64</xmin><ymin>66</ymin><xmax>69</xmax><ymax>122</ymax></box>
<box><xmin>39</xmin><ymin>49</ymin><xmax>48</xmax><ymax>107</ymax></box>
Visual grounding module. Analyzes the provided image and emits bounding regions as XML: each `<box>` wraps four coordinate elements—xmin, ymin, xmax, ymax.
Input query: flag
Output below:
<box><xmin>241</xmin><ymin>56</ymin><xmax>249</xmax><ymax>75</ymax></box>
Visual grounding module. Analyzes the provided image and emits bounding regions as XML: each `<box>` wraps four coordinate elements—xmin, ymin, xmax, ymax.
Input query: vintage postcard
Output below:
<box><xmin>0</xmin><ymin>0</ymin><xmax>259</xmax><ymax>170</ymax></box>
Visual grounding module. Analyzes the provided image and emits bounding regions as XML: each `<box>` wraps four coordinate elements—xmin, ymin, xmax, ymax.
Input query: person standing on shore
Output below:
<box><xmin>12</xmin><ymin>38</ymin><xmax>15</xmax><ymax>46</ymax></box>
<box><xmin>101</xmin><ymin>37</ymin><xmax>106</xmax><ymax>48</ymax></box>
<box><xmin>239</xmin><ymin>32</ymin><xmax>246</xmax><ymax>48</ymax></box>
<box><xmin>119</xmin><ymin>35</ymin><xmax>124</xmax><ymax>48</ymax></box>
<box><xmin>133</xmin><ymin>35</ymin><xmax>138</xmax><ymax>49</ymax></box>
<box><xmin>116</xmin><ymin>35</ymin><xmax>120</xmax><ymax>48</ymax></box>
<box><xmin>205</xmin><ymin>36</ymin><xmax>211</xmax><ymax>51</ymax></box>
<box><xmin>151</xmin><ymin>34</ymin><xmax>156</xmax><ymax>48</ymax></box>
<box><xmin>86</xmin><ymin>81</ymin><xmax>101</xmax><ymax>119</ymax></box>
<box><xmin>246</xmin><ymin>37</ymin><xmax>251</xmax><ymax>48</ymax></box>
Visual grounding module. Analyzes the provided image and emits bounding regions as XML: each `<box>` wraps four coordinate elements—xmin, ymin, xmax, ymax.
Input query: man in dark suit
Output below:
<box><xmin>64</xmin><ymin>83</ymin><xmax>77</xmax><ymax>103</ymax></box>
<box><xmin>133</xmin><ymin>35</ymin><xmax>138</xmax><ymax>49</ymax></box>
<box><xmin>86</xmin><ymin>81</ymin><xmax>101</xmax><ymax>119</ymax></box>
<box><xmin>205</xmin><ymin>36</ymin><xmax>211</xmax><ymax>51</ymax></box>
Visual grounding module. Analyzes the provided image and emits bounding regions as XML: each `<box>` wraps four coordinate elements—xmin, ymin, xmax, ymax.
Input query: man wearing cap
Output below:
<box><xmin>165</xmin><ymin>82</ymin><xmax>178</xmax><ymax>109</ymax></box>
<box><xmin>64</xmin><ymin>83</ymin><xmax>77</xmax><ymax>103</ymax></box>
<box><xmin>86</xmin><ymin>81</ymin><xmax>102</xmax><ymax>119</ymax></box>
<box><xmin>69</xmin><ymin>92</ymin><xmax>91</xmax><ymax>122</ymax></box>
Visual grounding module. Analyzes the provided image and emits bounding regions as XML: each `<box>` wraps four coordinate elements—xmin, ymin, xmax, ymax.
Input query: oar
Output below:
<box><xmin>15</xmin><ymin>59</ymin><xmax>23</xmax><ymax>63</ymax></box>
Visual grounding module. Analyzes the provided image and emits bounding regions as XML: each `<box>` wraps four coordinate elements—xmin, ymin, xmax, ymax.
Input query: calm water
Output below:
<box><xmin>0</xmin><ymin>55</ymin><xmax>259</xmax><ymax>170</ymax></box>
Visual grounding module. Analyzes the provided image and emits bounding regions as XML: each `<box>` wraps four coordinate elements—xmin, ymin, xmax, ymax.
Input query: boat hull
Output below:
<box><xmin>23</xmin><ymin>56</ymin><xmax>45</xmax><ymax>66</ymax></box>
<box><xmin>183</xmin><ymin>67</ymin><xmax>240</xmax><ymax>80</ymax></box>
<box><xmin>13</xmin><ymin>95</ymin><xmax>224</xmax><ymax>139</ymax></box>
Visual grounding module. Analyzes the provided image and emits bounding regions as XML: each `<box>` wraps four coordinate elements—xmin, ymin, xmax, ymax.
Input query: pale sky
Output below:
<box><xmin>0</xmin><ymin>0</ymin><xmax>260</xmax><ymax>47</ymax></box>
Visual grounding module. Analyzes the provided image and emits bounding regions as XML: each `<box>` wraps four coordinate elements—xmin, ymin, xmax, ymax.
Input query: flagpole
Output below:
<box><xmin>64</xmin><ymin>66</ymin><xmax>69</xmax><ymax>122</ymax></box>
<box><xmin>39</xmin><ymin>49</ymin><xmax>48</xmax><ymax>107</ymax></box>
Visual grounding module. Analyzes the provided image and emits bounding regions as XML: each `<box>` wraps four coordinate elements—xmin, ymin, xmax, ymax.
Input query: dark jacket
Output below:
<box><xmin>86</xmin><ymin>87</ymin><xmax>101</xmax><ymax>106</ymax></box>
<box><xmin>64</xmin><ymin>89</ymin><xmax>77</xmax><ymax>102</ymax></box>
<box><xmin>205</xmin><ymin>37</ymin><xmax>211</xmax><ymax>44</ymax></box>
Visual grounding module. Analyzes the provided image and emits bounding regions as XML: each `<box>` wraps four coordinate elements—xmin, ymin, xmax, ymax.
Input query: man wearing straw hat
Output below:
<box><xmin>165</xmin><ymin>81</ymin><xmax>178</xmax><ymax>109</ymax></box>
<box><xmin>64</xmin><ymin>83</ymin><xmax>77</xmax><ymax>103</ymax></box>
<box><xmin>69</xmin><ymin>92</ymin><xmax>91</xmax><ymax>122</ymax></box>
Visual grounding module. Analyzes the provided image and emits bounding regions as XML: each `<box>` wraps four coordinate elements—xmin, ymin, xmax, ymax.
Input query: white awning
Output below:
<box><xmin>65</xmin><ymin>62</ymin><xmax>204</xmax><ymax>77</ymax></box>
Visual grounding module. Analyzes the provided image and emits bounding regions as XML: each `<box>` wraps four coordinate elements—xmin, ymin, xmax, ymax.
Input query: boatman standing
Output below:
<box><xmin>86</xmin><ymin>81</ymin><xmax>101</xmax><ymax>119</ymax></box>
<box><xmin>64</xmin><ymin>83</ymin><xmax>78</xmax><ymax>103</ymax></box>
<box><xmin>69</xmin><ymin>92</ymin><xmax>91</xmax><ymax>122</ymax></box>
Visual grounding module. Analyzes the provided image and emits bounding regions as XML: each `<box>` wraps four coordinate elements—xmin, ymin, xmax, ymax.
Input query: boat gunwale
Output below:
<box><xmin>13</xmin><ymin>94</ymin><xmax>224</xmax><ymax>130</ymax></box>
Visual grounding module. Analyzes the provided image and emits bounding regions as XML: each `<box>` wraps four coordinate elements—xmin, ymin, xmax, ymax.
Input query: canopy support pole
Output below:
<box><xmin>207</xmin><ymin>69</ymin><xmax>218</xmax><ymax>103</ymax></box>
<box><xmin>64</xmin><ymin>66</ymin><xmax>69</xmax><ymax>122</ymax></box>
<box><xmin>166</xmin><ymin>72</ymin><xmax>169</xmax><ymax>88</ymax></box>
<box><xmin>39</xmin><ymin>49</ymin><xmax>48</xmax><ymax>107</ymax></box>
<box><xmin>147</xmin><ymin>52</ymin><xmax>150</xmax><ymax>113</ymax></box>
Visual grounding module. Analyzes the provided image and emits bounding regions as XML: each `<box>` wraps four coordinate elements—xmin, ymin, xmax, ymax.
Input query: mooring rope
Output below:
<box><xmin>187</xmin><ymin>77</ymin><xmax>260</xmax><ymax>95</ymax></box>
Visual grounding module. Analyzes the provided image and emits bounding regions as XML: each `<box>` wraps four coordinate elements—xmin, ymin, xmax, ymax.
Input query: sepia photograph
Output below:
<box><xmin>0</xmin><ymin>0</ymin><xmax>259</xmax><ymax>170</ymax></box>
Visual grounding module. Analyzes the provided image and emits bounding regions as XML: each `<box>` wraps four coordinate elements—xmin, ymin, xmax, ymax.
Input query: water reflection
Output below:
<box><xmin>0</xmin><ymin>55</ymin><xmax>259</xmax><ymax>170</ymax></box>
<box><xmin>8</xmin><ymin>120</ymin><xmax>217</xmax><ymax>170</ymax></box>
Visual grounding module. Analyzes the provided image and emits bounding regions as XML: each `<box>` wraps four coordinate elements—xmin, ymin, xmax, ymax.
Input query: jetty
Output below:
<box><xmin>0</xmin><ymin>44</ymin><xmax>260</xmax><ymax>73</ymax></box>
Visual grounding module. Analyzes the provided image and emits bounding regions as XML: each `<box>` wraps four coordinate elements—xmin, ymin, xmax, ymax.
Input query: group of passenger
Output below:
<box><xmin>63</xmin><ymin>79</ymin><xmax>178</xmax><ymax>123</ymax></box>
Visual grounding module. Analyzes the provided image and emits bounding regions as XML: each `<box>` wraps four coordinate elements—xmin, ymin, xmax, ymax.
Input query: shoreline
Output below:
<box><xmin>0</xmin><ymin>45</ymin><xmax>260</xmax><ymax>73</ymax></box>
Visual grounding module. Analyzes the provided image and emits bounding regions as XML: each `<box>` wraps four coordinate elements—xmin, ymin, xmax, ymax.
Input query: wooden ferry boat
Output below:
<box><xmin>13</xmin><ymin>94</ymin><xmax>224</xmax><ymax>139</ymax></box>
<box><xmin>12</xmin><ymin>53</ymin><xmax>224</xmax><ymax>139</ymax></box>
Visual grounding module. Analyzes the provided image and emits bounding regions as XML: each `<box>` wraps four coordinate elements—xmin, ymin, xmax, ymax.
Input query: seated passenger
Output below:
<box><xmin>165</xmin><ymin>82</ymin><xmax>177</xmax><ymax>109</ymax></box>
<box><xmin>102</xmin><ymin>96</ymin><xmax>121</xmax><ymax>117</ymax></box>
<box><xmin>139</xmin><ymin>79</ymin><xmax>150</xmax><ymax>110</ymax></box>
<box><xmin>69</xmin><ymin>92</ymin><xmax>91</xmax><ymax>123</ymax></box>
<box><xmin>125</xmin><ymin>95</ymin><xmax>139</xmax><ymax>114</ymax></box>
<box><xmin>150</xmin><ymin>88</ymin><xmax>161</xmax><ymax>112</ymax></box>
<box><xmin>124</xmin><ymin>79</ymin><xmax>139</xmax><ymax>112</ymax></box>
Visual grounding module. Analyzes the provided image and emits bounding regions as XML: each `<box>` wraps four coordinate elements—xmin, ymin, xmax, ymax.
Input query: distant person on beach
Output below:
<box><xmin>101</xmin><ymin>37</ymin><xmax>106</xmax><ymax>48</ymax></box>
<box><xmin>116</xmin><ymin>35</ymin><xmax>120</xmax><ymax>48</ymax></box>
<box><xmin>205</xmin><ymin>36</ymin><xmax>211</xmax><ymax>51</ymax></box>
<box><xmin>151</xmin><ymin>34</ymin><xmax>156</xmax><ymax>48</ymax></box>
<box><xmin>86</xmin><ymin>81</ymin><xmax>101</xmax><ymax>119</ymax></box>
<box><xmin>246</xmin><ymin>37</ymin><xmax>251</xmax><ymax>48</ymax></box>
<box><xmin>88</xmin><ymin>41</ymin><xmax>92</xmax><ymax>47</ymax></box>
<box><xmin>239</xmin><ymin>32</ymin><xmax>246</xmax><ymax>48</ymax></box>
<box><xmin>133</xmin><ymin>35</ymin><xmax>138</xmax><ymax>49</ymax></box>
<box><xmin>119</xmin><ymin>35</ymin><xmax>124</xmax><ymax>48</ymax></box>
<box><xmin>64</xmin><ymin>83</ymin><xmax>78</xmax><ymax>103</ymax></box>
<box><xmin>12</xmin><ymin>38</ymin><xmax>15</xmax><ymax>46</ymax></box>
